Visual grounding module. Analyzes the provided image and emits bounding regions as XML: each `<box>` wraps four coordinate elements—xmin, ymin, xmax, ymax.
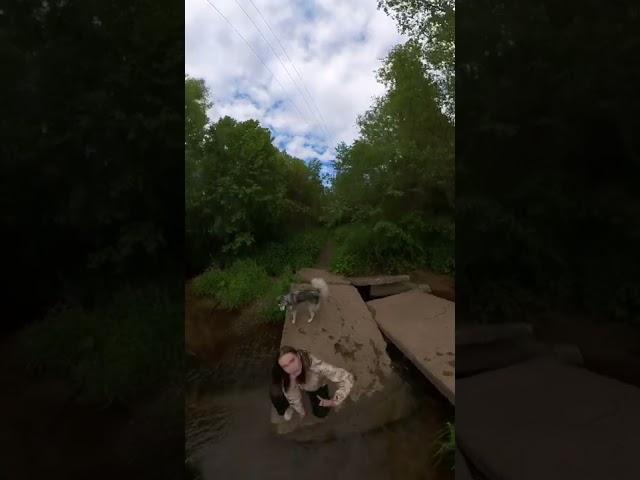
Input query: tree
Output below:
<box><xmin>330</xmin><ymin>38</ymin><xmax>454</xmax><ymax>274</ymax></box>
<box><xmin>184</xmin><ymin>78</ymin><xmax>325</xmax><ymax>273</ymax></box>
<box><xmin>185</xmin><ymin>76</ymin><xmax>210</xmax><ymax>157</ymax></box>
<box><xmin>378</xmin><ymin>0</ymin><xmax>455</xmax><ymax>118</ymax></box>
<box><xmin>333</xmin><ymin>42</ymin><xmax>454</xmax><ymax>222</ymax></box>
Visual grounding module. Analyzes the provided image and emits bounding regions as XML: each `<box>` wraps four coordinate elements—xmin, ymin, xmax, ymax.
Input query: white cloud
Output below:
<box><xmin>215</xmin><ymin>98</ymin><xmax>265</xmax><ymax>121</ymax></box>
<box><xmin>186</xmin><ymin>0</ymin><xmax>405</xmax><ymax>166</ymax></box>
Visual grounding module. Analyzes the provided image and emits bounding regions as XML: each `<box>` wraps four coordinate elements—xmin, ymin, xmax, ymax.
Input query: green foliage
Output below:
<box><xmin>259</xmin><ymin>270</ymin><xmax>295</xmax><ymax>322</ymax></box>
<box><xmin>185</xmin><ymin>79</ymin><xmax>326</xmax><ymax>274</ymax></box>
<box><xmin>185</xmin><ymin>76</ymin><xmax>210</xmax><ymax>156</ymax></box>
<box><xmin>420</xmin><ymin>217</ymin><xmax>455</xmax><ymax>274</ymax></box>
<box><xmin>186</xmin><ymin>116</ymin><xmax>285</xmax><ymax>270</ymax></box>
<box><xmin>192</xmin><ymin>259</ymin><xmax>271</xmax><ymax>309</ymax></box>
<box><xmin>191</xmin><ymin>229</ymin><xmax>326</xmax><ymax>317</ymax></box>
<box><xmin>331</xmin><ymin>229</ymin><xmax>374</xmax><ymax>276</ymax></box>
<box><xmin>434</xmin><ymin>421</ymin><xmax>456</xmax><ymax>471</ymax></box>
<box><xmin>329</xmin><ymin>32</ymin><xmax>454</xmax><ymax>278</ymax></box>
<box><xmin>331</xmin><ymin>222</ymin><xmax>416</xmax><ymax>276</ymax></box>
<box><xmin>371</xmin><ymin>220</ymin><xmax>425</xmax><ymax>265</ymax></box>
<box><xmin>378</xmin><ymin>0</ymin><xmax>455</xmax><ymax>117</ymax></box>
<box><xmin>17</xmin><ymin>285</ymin><xmax>182</xmax><ymax>405</ymax></box>
<box><xmin>189</xmin><ymin>223</ymin><xmax>327</xmax><ymax>324</ymax></box>
<box><xmin>332</xmin><ymin>42</ymin><xmax>454</xmax><ymax>219</ymax></box>
<box><xmin>331</xmin><ymin>217</ymin><xmax>454</xmax><ymax>276</ymax></box>
<box><xmin>185</xmin><ymin>0</ymin><xmax>456</xmax><ymax>285</ymax></box>
<box><xmin>253</xmin><ymin>229</ymin><xmax>328</xmax><ymax>276</ymax></box>
<box><xmin>332</xmin><ymin>222</ymin><xmax>417</xmax><ymax>276</ymax></box>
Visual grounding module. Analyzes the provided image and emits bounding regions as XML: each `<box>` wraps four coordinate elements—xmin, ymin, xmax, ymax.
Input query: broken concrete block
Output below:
<box><xmin>272</xmin><ymin>277</ymin><xmax>415</xmax><ymax>440</ymax></box>
<box><xmin>348</xmin><ymin>274</ymin><xmax>410</xmax><ymax>287</ymax></box>
<box><xmin>368</xmin><ymin>290</ymin><xmax>455</xmax><ymax>404</ymax></box>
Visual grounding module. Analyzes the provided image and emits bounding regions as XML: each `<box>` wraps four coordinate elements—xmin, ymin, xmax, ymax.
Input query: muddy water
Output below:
<box><xmin>186</xmin><ymin>301</ymin><xmax>454</xmax><ymax>480</ymax></box>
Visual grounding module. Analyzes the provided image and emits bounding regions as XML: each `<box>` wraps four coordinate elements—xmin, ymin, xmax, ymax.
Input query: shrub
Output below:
<box><xmin>421</xmin><ymin>219</ymin><xmax>455</xmax><ymax>275</ymax></box>
<box><xmin>331</xmin><ymin>221</ymin><xmax>432</xmax><ymax>275</ymax></box>
<box><xmin>330</xmin><ymin>216</ymin><xmax>455</xmax><ymax>276</ymax></box>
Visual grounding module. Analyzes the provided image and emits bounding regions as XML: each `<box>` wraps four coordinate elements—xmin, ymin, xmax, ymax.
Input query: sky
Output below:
<box><xmin>185</xmin><ymin>0</ymin><xmax>405</xmax><ymax>175</ymax></box>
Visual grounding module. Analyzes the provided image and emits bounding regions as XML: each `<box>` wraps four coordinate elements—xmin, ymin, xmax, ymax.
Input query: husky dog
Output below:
<box><xmin>278</xmin><ymin>278</ymin><xmax>329</xmax><ymax>324</ymax></box>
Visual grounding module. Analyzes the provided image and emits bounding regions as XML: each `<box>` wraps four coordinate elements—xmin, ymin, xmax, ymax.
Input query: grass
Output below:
<box><xmin>258</xmin><ymin>269</ymin><xmax>295</xmax><ymax>322</ymax></box>
<box><xmin>192</xmin><ymin>259</ymin><xmax>271</xmax><ymax>309</ymax></box>
<box><xmin>192</xmin><ymin>228</ymin><xmax>328</xmax><ymax>315</ymax></box>
<box><xmin>192</xmin><ymin>260</ymin><xmax>294</xmax><ymax>322</ymax></box>
<box><xmin>434</xmin><ymin>421</ymin><xmax>456</xmax><ymax>471</ymax></box>
<box><xmin>17</xmin><ymin>284</ymin><xmax>183</xmax><ymax>405</ymax></box>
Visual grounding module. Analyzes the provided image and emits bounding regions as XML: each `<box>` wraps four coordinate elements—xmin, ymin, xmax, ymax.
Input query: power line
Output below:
<box><xmin>202</xmin><ymin>0</ymin><xmax>310</xmax><ymax>129</ymax></box>
<box><xmin>246</xmin><ymin>0</ymin><xmax>331</xmax><ymax>137</ymax></box>
<box><xmin>240</xmin><ymin>0</ymin><xmax>330</xmax><ymax>138</ymax></box>
<box><xmin>232</xmin><ymin>0</ymin><xmax>330</xmax><ymax>138</ymax></box>
<box><xmin>245</xmin><ymin>0</ymin><xmax>330</xmax><ymax>136</ymax></box>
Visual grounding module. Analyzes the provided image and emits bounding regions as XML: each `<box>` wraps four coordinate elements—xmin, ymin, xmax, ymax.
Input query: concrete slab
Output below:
<box><xmin>296</xmin><ymin>268</ymin><xmax>351</xmax><ymax>285</ymax></box>
<box><xmin>457</xmin><ymin>356</ymin><xmax>640</xmax><ymax>480</ymax></box>
<box><xmin>369</xmin><ymin>281</ymin><xmax>432</xmax><ymax>298</ymax></box>
<box><xmin>272</xmin><ymin>281</ymin><xmax>415</xmax><ymax>440</ymax></box>
<box><xmin>367</xmin><ymin>290</ymin><xmax>455</xmax><ymax>403</ymax></box>
<box><xmin>349</xmin><ymin>274</ymin><xmax>410</xmax><ymax>287</ymax></box>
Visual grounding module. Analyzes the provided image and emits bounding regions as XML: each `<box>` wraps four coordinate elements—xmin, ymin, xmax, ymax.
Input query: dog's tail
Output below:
<box><xmin>311</xmin><ymin>278</ymin><xmax>329</xmax><ymax>299</ymax></box>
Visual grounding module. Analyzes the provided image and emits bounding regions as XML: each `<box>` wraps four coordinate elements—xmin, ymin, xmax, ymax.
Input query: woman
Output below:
<box><xmin>270</xmin><ymin>345</ymin><xmax>355</xmax><ymax>421</ymax></box>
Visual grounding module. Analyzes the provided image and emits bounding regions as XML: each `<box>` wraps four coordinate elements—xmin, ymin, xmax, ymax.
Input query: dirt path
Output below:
<box><xmin>314</xmin><ymin>239</ymin><xmax>336</xmax><ymax>269</ymax></box>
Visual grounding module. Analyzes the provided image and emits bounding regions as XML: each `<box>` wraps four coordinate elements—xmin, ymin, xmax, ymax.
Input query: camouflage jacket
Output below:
<box><xmin>283</xmin><ymin>354</ymin><xmax>354</xmax><ymax>415</ymax></box>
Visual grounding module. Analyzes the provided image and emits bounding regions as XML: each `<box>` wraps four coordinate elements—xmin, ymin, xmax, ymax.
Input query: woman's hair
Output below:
<box><xmin>270</xmin><ymin>345</ymin><xmax>310</xmax><ymax>395</ymax></box>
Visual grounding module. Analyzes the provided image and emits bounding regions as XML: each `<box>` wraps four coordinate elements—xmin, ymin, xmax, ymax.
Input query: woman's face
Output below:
<box><xmin>278</xmin><ymin>352</ymin><xmax>302</xmax><ymax>377</ymax></box>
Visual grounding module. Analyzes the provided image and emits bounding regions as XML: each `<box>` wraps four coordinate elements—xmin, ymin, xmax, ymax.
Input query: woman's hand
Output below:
<box><xmin>284</xmin><ymin>407</ymin><xmax>294</xmax><ymax>421</ymax></box>
<box><xmin>317</xmin><ymin>395</ymin><xmax>337</xmax><ymax>408</ymax></box>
